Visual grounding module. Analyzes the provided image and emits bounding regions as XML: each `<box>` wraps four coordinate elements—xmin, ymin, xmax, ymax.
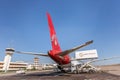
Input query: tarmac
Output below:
<box><xmin>0</xmin><ymin>64</ymin><xmax>119</xmax><ymax>80</ymax></box>
<box><xmin>0</xmin><ymin>70</ymin><xmax>119</xmax><ymax>80</ymax></box>
<box><xmin>99</xmin><ymin>64</ymin><xmax>120</xmax><ymax>76</ymax></box>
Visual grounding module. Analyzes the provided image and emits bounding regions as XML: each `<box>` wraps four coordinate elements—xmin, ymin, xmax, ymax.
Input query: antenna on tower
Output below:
<box><xmin>8</xmin><ymin>40</ymin><xmax>14</xmax><ymax>48</ymax></box>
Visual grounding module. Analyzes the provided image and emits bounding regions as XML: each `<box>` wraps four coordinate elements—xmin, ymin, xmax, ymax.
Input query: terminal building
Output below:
<box><xmin>0</xmin><ymin>61</ymin><xmax>28</xmax><ymax>71</ymax></box>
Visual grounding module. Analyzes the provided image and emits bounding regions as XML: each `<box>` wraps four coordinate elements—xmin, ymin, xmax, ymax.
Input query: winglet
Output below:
<box><xmin>86</xmin><ymin>40</ymin><xmax>93</xmax><ymax>45</ymax></box>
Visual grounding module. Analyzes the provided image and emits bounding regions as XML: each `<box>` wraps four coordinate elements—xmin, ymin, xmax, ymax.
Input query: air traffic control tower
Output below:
<box><xmin>2</xmin><ymin>48</ymin><xmax>14</xmax><ymax>72</ymax></box>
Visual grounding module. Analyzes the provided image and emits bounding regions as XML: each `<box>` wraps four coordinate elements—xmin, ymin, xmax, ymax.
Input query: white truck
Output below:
<box><xmin>70</xmin><ymin>59</ymin><xmax>100</xmax><ymax>74</ymax></box>
<box><xmin>71</xmin><ymin>49</ymin><xmax>99</xmax><ymax>74</ymax></box>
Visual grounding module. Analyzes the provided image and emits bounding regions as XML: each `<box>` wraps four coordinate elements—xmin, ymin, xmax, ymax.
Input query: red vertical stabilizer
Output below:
<box><xmin>47</xmin><ymin>12</ymin><xmax>61</xmax><ymax>51</ymax></box>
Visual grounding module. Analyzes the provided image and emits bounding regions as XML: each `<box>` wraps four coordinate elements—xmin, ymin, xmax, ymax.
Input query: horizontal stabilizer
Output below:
<box><xmin>58</xmin><ymin>40</ymin><xmax>93</xmax><ymax>56</ymax></box>
<box><xmin>15</xmin><ymin>51</ymin><xmax>49</xmax><ymax>57</ymax></box>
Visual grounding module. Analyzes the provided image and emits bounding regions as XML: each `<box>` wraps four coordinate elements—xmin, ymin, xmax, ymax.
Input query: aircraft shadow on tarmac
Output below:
<box><xmin>22</xmin><ymin>71</ymin><xmax>69</xmax><ymax>77</ymax></box>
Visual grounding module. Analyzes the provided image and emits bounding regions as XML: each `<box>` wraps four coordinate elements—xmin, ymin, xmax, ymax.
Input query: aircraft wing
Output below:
<box><xmin>15</xmin><ymin>51</ymin><xmax>49</xmax><ymax>56</ymax></box>
<box><xmin>58</xmin><ymin>40</ymin><xmax>93</xmax><ymax>56</ymax></box>
<box><xmin>89</xmin><ymin>56</ymin><xmax>120</xmax><ymax>64</ymax></box>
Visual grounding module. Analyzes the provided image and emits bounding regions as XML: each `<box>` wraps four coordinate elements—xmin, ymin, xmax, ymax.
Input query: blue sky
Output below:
<box><xmin>0</xmin><ymin>0</ymin><xmax>120</xmax><ymax>64</ymax></box>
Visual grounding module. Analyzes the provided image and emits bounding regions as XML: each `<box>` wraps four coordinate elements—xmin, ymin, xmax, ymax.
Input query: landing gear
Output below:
<box><xmin>57</xmin><ymin>65</ymin><xmax>66</xmax><ymax>73</ymax></box>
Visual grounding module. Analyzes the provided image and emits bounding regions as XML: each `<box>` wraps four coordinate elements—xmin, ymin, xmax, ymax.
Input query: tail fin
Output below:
<box><xmin>47</xmin><ymin>12</ymin><xmax>61</xmax><ymax>51</ymax></box>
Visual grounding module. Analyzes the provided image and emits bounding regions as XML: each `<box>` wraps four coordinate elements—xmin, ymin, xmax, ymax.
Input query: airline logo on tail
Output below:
<box><xmin>51</xmin><ymin>34</ymin><xmax>57</xmax><ymax>46</ymax></box>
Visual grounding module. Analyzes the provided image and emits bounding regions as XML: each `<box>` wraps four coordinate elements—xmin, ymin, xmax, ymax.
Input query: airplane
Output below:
<box><xmin>15</xmin><ymin>12</ymin><xmax>93</xmax><ymax>72</ymax></box>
